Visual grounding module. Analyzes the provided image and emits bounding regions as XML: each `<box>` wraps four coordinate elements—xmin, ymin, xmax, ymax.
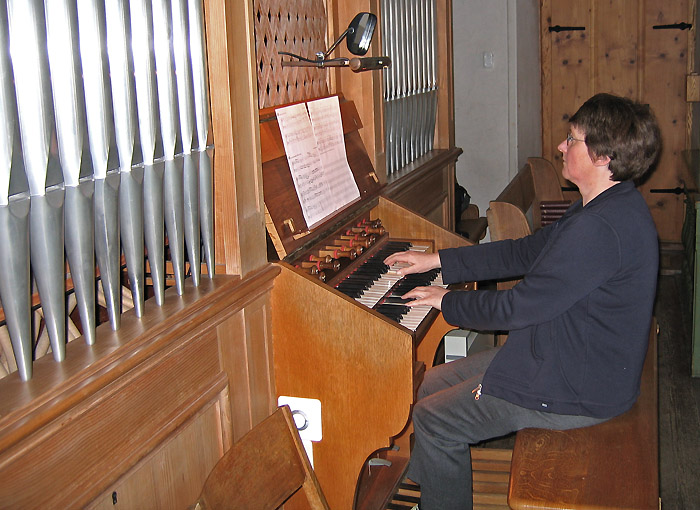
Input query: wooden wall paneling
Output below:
<box><xmin>87</xmin><ymin>389</ymin><xmax>229</xmax><ymax>509</ymax></box>
<box><xmin>542</xmin><ymin>0</ymin><xmax>695</xmax><ymax>242</ymax></box>
<box><xmin>216</xmin><ymin>265</ymin><xmax>280</xmax><ymax>440</ymax></box>
<box><xmin>639</xmin><ymin>0</ymin><xmax>692</xmax><ymax>242</ymax></box>
<box><xmin>593</xmin><ymin>0</ymin><xmax>640</xmax><ymax>98</ymax></box>
<box><xmin>435</xmin><ymin>0</ymin><xmax>455</xmax><ymax>150</ymax></box>
<box><xmin>0</xmin><ymin>271</ymin><xmax>281</xmax><ymax>508</ymax></box>
<box><xmin>0</xmin><ymin>296</ymin><xmax>226</xmax><ymax>507</ymax></box>
<box><xmin>385</xmin><ymin>161</ymin><xmax>451</xmax><ymax>225</ymax></box>
<box><xmin>271</xmin><ymin>264</ymin><xmax>415</xmax><ymax>510</ymax></box>
<box><xmin>217</xmin><ymin>293</ymin><xmax>279</xmax><ymax>441</ymax></box>
<box><xmin>381</xmin><ymin>148</ymin><xmax>462</xmax><ymax>230</ymax></box>
<box><xmin>205</xmin><ymin>0</ymin><xmax>268</xmax><ymax>276</ymax></box>
<box><xmin>541</xmin><ymin>0</ymin><xmax>594</xmax><ymax>173</ymax></box>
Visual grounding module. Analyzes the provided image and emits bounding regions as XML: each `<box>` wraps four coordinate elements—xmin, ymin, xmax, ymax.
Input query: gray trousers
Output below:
<box><xmin>406</xmin><ymin>347</ymin><xmax>607</xmax><ymax>510</ymax></box>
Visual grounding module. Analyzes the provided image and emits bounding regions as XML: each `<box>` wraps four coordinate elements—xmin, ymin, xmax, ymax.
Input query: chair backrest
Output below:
<box><xmin>528</xmin><ymin>157</ymin><xmax>567</xmax><ymax>229</ymax></box>
<box><xmin>486</xmin><ymin>201</ymin><xmax>532</xmax><ymax>244</ymax></box>
<box><xmin>192</xmin><ymin>405</ymin><xmax>329</xmax><ymax>510</ymax></box>
<box><xmin>486</xmin><ymin>201</ymin><xmax>532</xmax><ymax>346</ymax></box>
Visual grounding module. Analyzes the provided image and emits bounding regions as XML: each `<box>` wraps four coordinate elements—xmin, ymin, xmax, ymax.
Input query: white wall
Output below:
<box><xmin>452</xmin><ymin>0</ymin><xmax>541</xmax><ymax>218</ymax></box>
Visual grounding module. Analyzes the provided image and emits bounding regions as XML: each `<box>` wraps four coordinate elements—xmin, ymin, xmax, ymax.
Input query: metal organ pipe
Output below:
<box><xmin>105</xmin><ymin>0</ymin><xmax>146</xmax><ymax>319</ymax></box>
<box><xmin>131</xmin><ymin>0</ymin><xmax>166</xmax><ymax>307</ymax></box>
<box><xmin>10</xmin><ymin>0</ymin><xmax>67</xmax><ymax>364</ymax></box>
<box><xmin>381</xmin><ymin>0</ymin><xmax>438</xmax><ymax>176</ymax></box>
<box><xmin>0</xmin><ymin>0</ymin><xmax>31</xmax><ymax>380</ymax></box>
<box><xmin>188</xmin><ymin>0</ymin><xmax>215</xmax><ymax>279</ymax></box>
<box><xmin>47</xmin><ymin>0</ymin><xmax>98</xmax><ymax>346</ymax></box>
<box><xmin>0</xmin><ymin>0</ymin><xmax>216</xmax><ymax>380</ymax></box>
<box><xmin>153</xmin><ymin>0</ymin><xmax>185</xmax><ymax>296</ymax></box>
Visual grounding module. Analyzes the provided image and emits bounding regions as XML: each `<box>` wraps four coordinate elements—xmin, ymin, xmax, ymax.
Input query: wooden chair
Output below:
<box><xmin>192</xmin><ymin>405</ymin><xmax>330</xmax><ymax>510</ymax></box>
<box><xmin>486</xmin><ymin>201</ymin><xmax>532</xmax><ymax>345</ymax></box>
<box><xmin>486</xmin><ymin>201</ymin><xmax>532</xmax><ymax>245</ymax></box>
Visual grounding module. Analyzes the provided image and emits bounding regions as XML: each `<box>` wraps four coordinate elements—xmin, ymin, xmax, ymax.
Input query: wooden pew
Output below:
<box><xmin>491</xmin><ymin>157</ymin><xmax>569</xmax><ymax>232</ymax></box>
<box><xmin>508</xmin><ymin>320</ymin><xmax>659</xmax><ymax>510</ymax></box>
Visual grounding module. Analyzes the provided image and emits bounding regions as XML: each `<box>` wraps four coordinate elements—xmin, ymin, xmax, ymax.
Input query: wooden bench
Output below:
<box><xmin>508</xmin><ymin>320</ymin><xmax>659</xmax><ymax>510</ymax></box>
<box><xmin>490</xmin><ymin>157</ymin><xmax>569</xmax><ymax>233</ymax></box>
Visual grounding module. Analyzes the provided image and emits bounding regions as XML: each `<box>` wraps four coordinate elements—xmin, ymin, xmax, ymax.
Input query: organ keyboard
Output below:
<box><xmin>286</xmin><ymin>220</ymin><xmax>447</xmax><ymax>338</ymax></box>
<box><xmin>262</xmin><ymin>96</ymin><xmax>471</xmax><ymax>510</ymax></box>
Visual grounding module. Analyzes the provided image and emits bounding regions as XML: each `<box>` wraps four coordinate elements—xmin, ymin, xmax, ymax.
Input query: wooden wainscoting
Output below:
<box><xmin>0</xmin><ymin>266</ymin><xmax>280</xmax><ymax>509</ymax></box>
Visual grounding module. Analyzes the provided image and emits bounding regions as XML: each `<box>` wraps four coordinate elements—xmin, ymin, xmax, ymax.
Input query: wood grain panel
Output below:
<box><xmin>334</xmin><ymin>0</ymin><xmax>385</xmax><ymax>173</ymax></box>
<box><xmin>386</xmin><ymin>160</ymin><xmax>450</xmax><ymax>227</ymax></box>
<box><xmin>0</xmin><ymin>336</ymin><xmax>223</xmax><ymax>508</ymax></box>
<box><xmin>271</xmin><ymin>264</ymin><xmax>415</xmax><ymax>510</ymax></box>
<box><xmin>639</xmin><ymin>0</ymin><xmax>692</xmax><ymax>242</ymax></box>
<box><xmin>244</xmin><ymin>295</ymin><xmax>277</xmax><ymax>430</ymax></box>
<box><xmin>218</xmin><ymin>311</ymin><xmax>254</xmax><ymax>439</ymax></box>
<box><xmin>435</xmin><ymin>0</ymin><xmax>456</xmax><ymax>151</ymax></box>
<box><xmin>205</xmin><ymin>0</ymin><xmax>268</xmax><ymax>275</ymax></box>
<box><xmin>0</xmin><ymin>268</ymin><xmax>279</xmax><ymax>509</ymax></box>
<box><xmin>542</xmin><ymin>0</ymin><xmax>694</xmax><ymax>242</ymax></box>
<box><xmin>371</xmin><ymin>196</ymin><xmax>472</xmax><ymax>250</ymax></box>
<box><xmin>87</xmin><ymin>390</ymin><xmax>228</xmax><ymax>509</ymax></box>
<box><xmin>594</xmin><ymin>0</ymin><xmax>640</xmax><ymax>98</ymax></box>
<box><xmin>543</xmin><ymin>0</ymin><xmax>594</xmax><ymax>170</ymax></box>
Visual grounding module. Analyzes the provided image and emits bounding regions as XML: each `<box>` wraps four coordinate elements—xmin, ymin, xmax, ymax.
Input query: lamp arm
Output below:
<box><xmin>323</xmin><ymin>27</ymin><xmax>352</xmax><ymax>59</ymax></box>
<box><xmin>278</xmin><ymin>51</ymin><xmax>319</xmax><ymax>63</ymax></box>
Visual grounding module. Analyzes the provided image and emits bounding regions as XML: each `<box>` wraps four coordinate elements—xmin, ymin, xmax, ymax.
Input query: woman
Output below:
<box><xmin>384</xmin><ymin>93</ymin><xmax>661</xmax><ymax>510</ymax></box>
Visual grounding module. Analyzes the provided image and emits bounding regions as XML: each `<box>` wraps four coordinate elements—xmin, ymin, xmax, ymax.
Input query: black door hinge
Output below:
<box><xmin>549</xmin><ymin>25</ymin><xmax>586</xmax><ymax>33</ymax></box>
<box><xmin>653</xmin><ymin>22</ymin><xmax>692</xmax><ymax>30</ymax></box>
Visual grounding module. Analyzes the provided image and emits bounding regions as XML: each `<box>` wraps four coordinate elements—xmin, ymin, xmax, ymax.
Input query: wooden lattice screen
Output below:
<box><xmin>254</xmin><ymin>0</ymin><xmax>330</xmax><ymax>108</ymax></box>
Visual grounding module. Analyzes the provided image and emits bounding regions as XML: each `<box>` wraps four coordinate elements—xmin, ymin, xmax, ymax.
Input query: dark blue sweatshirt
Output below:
<box><xmin>439</xmin><ymin>181</ymin><xmax>658</xmax><ymax>418</ymax></box>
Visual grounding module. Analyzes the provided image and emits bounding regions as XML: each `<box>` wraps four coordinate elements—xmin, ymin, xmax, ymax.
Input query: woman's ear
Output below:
<box><xmin>592</xmin><ymin>154</ymin><xmax>611</xmax><ymax>167</ymax></box>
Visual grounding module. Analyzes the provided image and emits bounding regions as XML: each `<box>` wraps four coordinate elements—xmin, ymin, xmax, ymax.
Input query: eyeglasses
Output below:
<box><xmin>566</xmin><ymin>133</ymin><xmax>585</xmax><ymax>146</ymax></box>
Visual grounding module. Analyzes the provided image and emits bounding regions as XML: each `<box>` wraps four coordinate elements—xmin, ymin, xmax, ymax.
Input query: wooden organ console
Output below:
<box><xmin>262</xmin><ymin>96</ymin><xmax>471</xmax><ymax>510</ymax></box>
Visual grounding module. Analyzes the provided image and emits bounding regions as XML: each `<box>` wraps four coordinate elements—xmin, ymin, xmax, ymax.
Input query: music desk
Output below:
<box><xmin>508</xmin><ymin>321</ymin><xmax>658</xmax><ymax>510</ymax></box>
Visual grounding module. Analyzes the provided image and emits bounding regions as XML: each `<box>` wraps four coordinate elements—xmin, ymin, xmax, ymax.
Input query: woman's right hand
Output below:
<box><xmin>383</xmin><ymin>250</ymin><xmax>441</xmax><ymax>276</ymax></box>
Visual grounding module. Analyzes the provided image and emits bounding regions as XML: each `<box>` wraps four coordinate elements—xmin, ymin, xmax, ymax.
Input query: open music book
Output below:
<box><xmin>275</xmin><ymin>96</ymin><xmax>360</xmax><ymax>227</ymax></box>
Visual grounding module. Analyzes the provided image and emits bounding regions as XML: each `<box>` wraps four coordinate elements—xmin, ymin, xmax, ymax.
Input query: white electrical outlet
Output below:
<box><xmin>278</xmin><ymin>396</ymin><xmax>322</xmax><ymax>466</ymax></box>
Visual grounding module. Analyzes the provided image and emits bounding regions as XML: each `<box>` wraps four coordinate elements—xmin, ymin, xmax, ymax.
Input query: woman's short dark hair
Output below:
<box><xmin>569</xmin><ymin>93</ymin><xmax>661</xmax><ymax>181</ymax></box>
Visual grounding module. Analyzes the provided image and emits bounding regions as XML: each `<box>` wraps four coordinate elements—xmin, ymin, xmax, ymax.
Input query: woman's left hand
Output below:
<box><xmin>401</xmin><ymin>286</ymin><xmax>449</xmax><ymax>310</ymax></box>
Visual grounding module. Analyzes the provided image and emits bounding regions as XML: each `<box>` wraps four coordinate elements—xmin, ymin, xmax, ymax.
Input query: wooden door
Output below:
<box><xmin>541</xmin><ymin>0</ymin><xmax>695</xmax><ymax>242</ymax></box>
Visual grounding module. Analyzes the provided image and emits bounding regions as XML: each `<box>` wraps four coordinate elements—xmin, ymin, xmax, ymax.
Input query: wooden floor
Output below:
<box><xmin>656</xmin><ymin>272</ymin><xmax>700</xmax><ymax>510</ymax></box>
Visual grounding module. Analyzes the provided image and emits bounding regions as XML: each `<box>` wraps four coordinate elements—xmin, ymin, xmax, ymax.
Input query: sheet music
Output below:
<box><xmin>307</xmin><ymin>96</ymin><xmax>360</xmax><ymax>206</ymax></box>
<box><xmin>276</xmin><ymin>97</ymin><xmax>359</xmax><ymax>228</ymax></box>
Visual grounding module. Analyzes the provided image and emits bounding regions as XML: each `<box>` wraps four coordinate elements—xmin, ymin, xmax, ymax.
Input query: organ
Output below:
<box><xmin>262</xmin><ymin>95</ymin><xmax>470</xmax><ymax>509</ymax></box>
